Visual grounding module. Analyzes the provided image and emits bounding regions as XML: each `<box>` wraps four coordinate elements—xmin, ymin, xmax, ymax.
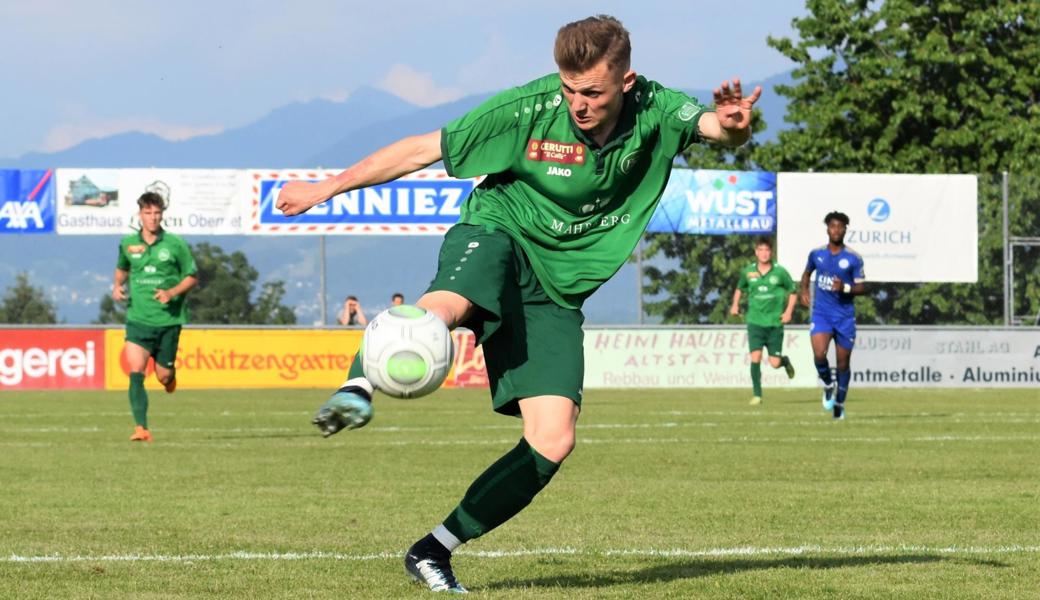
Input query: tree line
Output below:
<box><xmin>649</xmin><ymin>0</ymin><xmax>1039</xmax><ymax>326</ymax></box>
<box><xmin>0</xmin><ymin>242</ymin><xmax>296</xmax><ymax>325</ymax></box>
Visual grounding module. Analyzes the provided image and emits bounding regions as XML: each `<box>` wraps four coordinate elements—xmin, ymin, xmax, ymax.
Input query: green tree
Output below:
<box><xmin>187</xmin><ymin>242</ymin><xmax>297</xmax><ymax>325</ymax></box>
<box><xmin>94</xmin><ymin>294</ymin><xmax>127</xmax><ymax>324</ymax></box>
<box><xmin>253</xmin><ymin>280</ymin><xmax>296</xmax><ymax>325</ymax></box>
<box><xmin>753</xmin><ymin>0</ymin><xmax>1040</xmax><ymax>324</ymax></box>
<box><xmin>0</xmin><ymin>272</ymin><xmax>58</xmax><ymax>324</ymax></box>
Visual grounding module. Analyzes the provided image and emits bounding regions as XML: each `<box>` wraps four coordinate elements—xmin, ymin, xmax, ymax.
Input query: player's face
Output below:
<box><xmin>827</xmin><ymin>219</ymin><xmax>847</xmax><ymax>245</ymax></box>
<box><xmin>755</xmin><ymin>244</ymin><xmax>772</xmax><ymax>263</ymax></box>
<box><xmin>139</xmin><ymin>205</ymin><xmax>163</xmax><ymax>234</ymax></box>
<box><xmin>559</xmin><ymin>59</ymin><xmax>635</xmax><ymax>139</ymax></box>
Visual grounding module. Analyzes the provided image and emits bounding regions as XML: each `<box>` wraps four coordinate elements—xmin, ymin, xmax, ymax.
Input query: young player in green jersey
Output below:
<box><xmin>112</xmin><ymin>192</ymin><xmax>197</xmax><ymax>442</ymax></box>
<box><xmin>277</xmin><ymin>15</ymin><xmax>759</xmax><ymax>593</ymax></box>
<box><xmin>729</xmin><ymin>236</ymin><xmax>797</xmax><ymax>405</ymax></box>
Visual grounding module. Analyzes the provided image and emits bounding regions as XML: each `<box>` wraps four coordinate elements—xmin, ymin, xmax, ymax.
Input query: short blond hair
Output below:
<box><xmin>554</xmin><ymin>15</ymin><xmax>631</xmax><ymax>73</ymax></box>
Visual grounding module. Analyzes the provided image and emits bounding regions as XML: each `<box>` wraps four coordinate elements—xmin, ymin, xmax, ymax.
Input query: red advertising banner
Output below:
<box><xmin>446</xmin><ymin>330</ymin><xmax>489</xmax><ymax>388</ymax></box>
<box><xmin>0</xmin><ymin>329</ymin><xmax>106</xmax><ymax>390</ymax></box>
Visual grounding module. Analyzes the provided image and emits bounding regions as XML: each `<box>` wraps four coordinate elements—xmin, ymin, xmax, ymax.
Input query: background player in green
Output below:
<box><xmin>111</xmin><ymin>192</ymin><xmax>197</xmax><ymax>442</ymax></box>
<box><xmin>730</xmin><ymin>236</ymin><xmax>797</xmax><ymax>405</ymax></box>
<box><xmin>277</xmin><ymin>15</ymin><xmax>759</xmax><ymax>593</ymax></box>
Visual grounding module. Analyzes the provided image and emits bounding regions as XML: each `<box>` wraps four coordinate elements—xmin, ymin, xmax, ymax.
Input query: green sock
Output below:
<box><xmin>129</xmin><ymin>372</ymin><xmax>149</xmax><ymax>428</ymax></box>
<box><xmin>442</xmin><ymin>437</ymin><xmax>560</xmax><ymax>543</ymax></box>
<box><xmin>348</xmin><ymin>348</ymin><xmax>364</xmax><ymax>379</ymax></box>
<box><xmin>750</xmin><ymin>362</ymin><xmax>762</xmax><ymax>397</ymax></box>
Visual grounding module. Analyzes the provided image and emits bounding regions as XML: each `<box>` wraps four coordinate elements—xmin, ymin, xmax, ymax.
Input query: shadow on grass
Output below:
<box><xmin>201</xmin><ymin>433</ymin><xmax>315</xmax><ymax>440</ymax></box>
<box><xmin>482</xmin><ymin>553</ymin><xmax>1006</xmax><ymax>590</ymax></box>
<box><xmin>863</xmin><ymin>414</ymin><xmax>952</xmax><ymax>419</ymax></box>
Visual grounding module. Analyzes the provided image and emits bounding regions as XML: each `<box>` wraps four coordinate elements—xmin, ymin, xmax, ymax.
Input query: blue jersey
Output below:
<box><xmin>806</xmin><ymin>245</ymin><xmax>865</xmax><ymax>319</ymax></box>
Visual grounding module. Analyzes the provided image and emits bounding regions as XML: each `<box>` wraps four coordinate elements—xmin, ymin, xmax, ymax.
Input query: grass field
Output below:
<box><xmin>1</xmin><ymin>387</ymin><xmax>1038</xmax><ymax>599</ymax></box>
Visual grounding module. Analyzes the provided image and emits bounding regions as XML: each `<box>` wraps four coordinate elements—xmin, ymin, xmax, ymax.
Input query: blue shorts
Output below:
<box><xmin>810</xmin><ymin>312</ymin><xmax>857</xmax><ymax>350</ymax></box>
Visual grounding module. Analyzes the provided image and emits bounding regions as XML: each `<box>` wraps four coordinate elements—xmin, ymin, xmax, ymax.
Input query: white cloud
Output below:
<box><xmin>375</xmin><ymin>64</ymin><xmax>464</xmax><ymax>107</ymax></box>
<box><xmin>318</xmin><ymin>89</ymin><xmax>352</xmax><ymax>103</ymax></box>
<box><xmin>41</xmin><ymin>118</ymin><xmax>224</xmax><ymax>152</ymax></box>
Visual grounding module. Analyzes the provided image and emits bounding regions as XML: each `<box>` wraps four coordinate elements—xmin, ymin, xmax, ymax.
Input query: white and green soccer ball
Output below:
<box><xmin>361</xmin><ymin>304</ymin><xmax>454</xmax><ymax>399</ymax></box>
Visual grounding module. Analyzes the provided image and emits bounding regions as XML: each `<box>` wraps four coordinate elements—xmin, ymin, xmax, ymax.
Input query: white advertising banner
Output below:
<box><xmin>583</xmin><ymin>327</ymin><xmax>1040</xmax><ymax>389</ymax></box>
<box><xmin>851</xmin><ymin>328</ymin><xmax>1040</xmax><ymax>387</ymax></box>
<box><xmin>583</xmin><ymin>328</ymin><xmax>819</xmax><ymax>389</ymax></box>
<box><xmin>776</xmin><ymin>173</ymin><xmax>978</xmax><ymax>283</ymax></box>
<box><xmin>55</xmin><ymin>169</ymin><xmax>248</xmax><ymax>235</ymax></box>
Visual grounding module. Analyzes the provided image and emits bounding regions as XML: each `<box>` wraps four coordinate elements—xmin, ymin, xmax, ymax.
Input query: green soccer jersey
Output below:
<box><xmin>116</xmin><ymin>230</ymin><xmax>197</xmax><ymax>326</ymax></box>
<box><xmin>441</xmin><ymin>73</ymin><xmax>710</xmax><ymax>309</ymax></box>
<box><xmin>737</xmin><ymin>262</ymin><xmax>796</xmax><ymax>327</ymax></box>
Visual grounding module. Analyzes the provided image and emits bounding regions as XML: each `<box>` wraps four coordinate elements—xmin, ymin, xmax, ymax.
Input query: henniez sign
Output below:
<box><xmin>247</xmin><ymin>169</ymin><xmax>479</xmax><ymax>235</ymax></box>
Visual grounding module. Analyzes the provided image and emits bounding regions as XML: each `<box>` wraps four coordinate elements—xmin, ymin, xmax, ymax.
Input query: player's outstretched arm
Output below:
<box><xmin>276</xmin><ymin>130</ymin><xmax>443</xmax><ymax>216</ymax></box>
<box><xmin>798</xmin><ymin>270</ymin><xmax>813</xmax><ymax>308</ymax></box>
<box><xmin>697</xmin><ymin>78</ymin><xmax>761</xmax><ymax>148</ymax></box>
<box><xmin>782</xmin><ymin>293</ymin><xmax>797</xmax><ymax>324</ymax></box>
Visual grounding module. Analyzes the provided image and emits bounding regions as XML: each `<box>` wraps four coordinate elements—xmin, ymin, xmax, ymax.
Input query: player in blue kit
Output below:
<box><xmin>799</xmin><ymin>211</ymin><xmax>866</xmax><ymax>419</ymax></box>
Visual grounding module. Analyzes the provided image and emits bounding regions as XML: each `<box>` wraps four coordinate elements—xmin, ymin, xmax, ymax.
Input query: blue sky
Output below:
<box><xmin>0</xmin><ymin>1</ymin><xmax>805</xmax><ymax>159</ymax></box>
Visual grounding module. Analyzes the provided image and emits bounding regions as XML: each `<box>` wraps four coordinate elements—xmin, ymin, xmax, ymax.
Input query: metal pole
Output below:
<box><xmin>636</xmin><ymin>239</ymin><xmax>644</xmax><ymax>325</ymax></box>
<box><xmin>319</xmin><ymin>235</ymin><xmax>328</xmax><ymax>326</ymax></box>
<box><xmin>1002</xmin><ymin>171</ymin><xmax>1009</xmax><ymax>326</ymax></box>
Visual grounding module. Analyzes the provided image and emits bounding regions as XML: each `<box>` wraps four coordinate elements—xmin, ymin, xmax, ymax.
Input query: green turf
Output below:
<box><xmin>1</xmin><ymin>388</ymin><xmax>1037</xmax><ymax>599</ymax></box>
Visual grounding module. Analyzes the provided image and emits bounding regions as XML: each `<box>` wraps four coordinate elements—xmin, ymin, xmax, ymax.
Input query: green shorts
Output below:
<box><xmin>427</xmin><ymin>224</ymin><xmax>585</xmax><ymax>416</ymax></box>
<box><xmin>747</xmin><ymin>324</ymin><xmax>784</xmax><ymax>356</ymax></box>
<box><xmin>125</xmin><ymin>321</ymin><xmax>182</xmax><ymax>369</ymax></box>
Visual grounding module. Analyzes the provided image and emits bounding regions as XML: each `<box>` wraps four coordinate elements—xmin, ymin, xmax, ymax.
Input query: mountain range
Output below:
<box><xmin>0</xmin><ymin>71</ymin><xmax>793</xmax><ymax>325</ymax></box>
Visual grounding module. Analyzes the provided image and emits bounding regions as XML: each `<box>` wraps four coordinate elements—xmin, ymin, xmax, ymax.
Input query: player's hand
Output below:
<box><xmin>276</xmin><ymin>181</ymin><xmax>326</xmax><ymax>216</ymax></box>
<box><xmin>799</xmin><ymin>290</ymin><xmax>811</xmax><ymax>308</ymax></box>
<box><xmin>729</xmin><ymin>304</ymin><xmax>740</xmax><ymax>317</ymax></box>
<box><xmin>830</xmin><ymin>276</ymin><xmax>844</xmax><ymax>292</ymax></box>
<box><xmin>713</xmin><ymin>78</ymin><xmax>761</xmax><ymax>132</ymax></box>
<box><xmin>153</xmin><ymin>288</ymin><xmax>172</xmax><ymax>304</ymax></box>
<box><xmin>781</xmin><ymin>312</ymin><xmax>793</xmax><ymax>324</ymax></box>
<box><xmin>112</xmin><ymin>285</ymin><xmax>127</xmax><ymax>302</ymax></box>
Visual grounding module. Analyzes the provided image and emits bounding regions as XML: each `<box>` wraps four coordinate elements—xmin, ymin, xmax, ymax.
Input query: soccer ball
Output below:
<box><xmin>361</xmin><ymin>305</ymin><xmax>454</xmax><ymax>398</ymax></box>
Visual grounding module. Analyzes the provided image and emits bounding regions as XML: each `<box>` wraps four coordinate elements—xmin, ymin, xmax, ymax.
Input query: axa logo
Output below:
<box><xmin>0</xmin><ymin>201</ymin><xmax>44</xmax><ymax>229</ymax></box>
<box><xmin>867</xmin><ymin>198</ymin><xmax>890</xmax><ymax>222</ymax></box>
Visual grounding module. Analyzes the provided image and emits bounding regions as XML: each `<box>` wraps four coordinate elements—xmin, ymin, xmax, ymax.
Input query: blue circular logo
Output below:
<box><xmin>867</xmin><ymin>198</ymin><xmax>890</xmax><ymax>222</ymax></box>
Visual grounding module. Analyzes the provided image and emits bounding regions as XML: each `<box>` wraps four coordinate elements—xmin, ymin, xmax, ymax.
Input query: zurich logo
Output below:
<box><xmin>867</xmin><ymin>198</ymin><xmax>890</xmax><ymax>222</ymax></box>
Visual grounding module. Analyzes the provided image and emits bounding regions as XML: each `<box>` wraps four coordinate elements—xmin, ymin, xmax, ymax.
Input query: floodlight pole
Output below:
<box><xmin>1002</xmin><ymin>171</ymin><xmax>1009</xmax><ymax>326</ymax></box>
<box><xmin>636</xmin><ymin>239</ymin><xmax>644</xmax><ymax>325</ymax></box>
<box><xmin>319</xmin><ymin>235</ymin><xmax>328</xmax><ymax>326</ymax></box>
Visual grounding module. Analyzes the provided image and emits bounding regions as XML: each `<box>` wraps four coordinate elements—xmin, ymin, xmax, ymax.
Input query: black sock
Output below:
<box><xmin>410</xmin><ymin>533</ymin><xmax>451</xmax><ymax>560</ymax></box>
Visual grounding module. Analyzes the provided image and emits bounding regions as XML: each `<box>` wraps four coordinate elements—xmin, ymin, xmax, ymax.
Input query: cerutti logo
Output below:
<box><xmin>867</xmin><ymin>197</ymin><xmax>890</xmax><ymax>222</ymax></box>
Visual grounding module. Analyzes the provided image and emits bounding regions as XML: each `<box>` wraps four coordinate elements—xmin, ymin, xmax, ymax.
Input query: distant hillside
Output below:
<box><xmin>309</xmin><ymin>70</ymin><xmax>793</xmax><ymax>168</ymax></box>
<box><xmin>0</xmin><ymin>71</ymin><xmax>794</xmax><ymax>325</ymax></box>
<box><xmin>2</xmin><ymin>87</ymin><xmax>416</xmax><ymax>169</ymax></box>
<box><xmin>3</xmin><ymin>71</ymin><xmax>793</xmax><ymax>170</ymax></box>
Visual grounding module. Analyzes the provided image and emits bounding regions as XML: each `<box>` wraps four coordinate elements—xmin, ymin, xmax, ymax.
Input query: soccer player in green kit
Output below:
<box><xmin>729</xmin><ymin>236</ymin><xmax>797</xmax><ymax>405</ymax></box>
<box><xmin>277</xmin><ymin>15</ymin><xmax>759</xmax><ymax>593</ymax></box>
<box><xmin>112</xmin><ymin>192</ymin><xmax>197</xmax><ymax>442</ymax></box>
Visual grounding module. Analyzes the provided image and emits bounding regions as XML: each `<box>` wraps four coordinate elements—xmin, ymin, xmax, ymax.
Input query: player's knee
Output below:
<box><xmin>527</xmin><ymin>428</ymin><xmax>576</xmax><ymax>463</ymax></box>
<box><xmin>157</xmin><ymin>370</ymin><xmax>175</xmax><ymax>385</ymax></box>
